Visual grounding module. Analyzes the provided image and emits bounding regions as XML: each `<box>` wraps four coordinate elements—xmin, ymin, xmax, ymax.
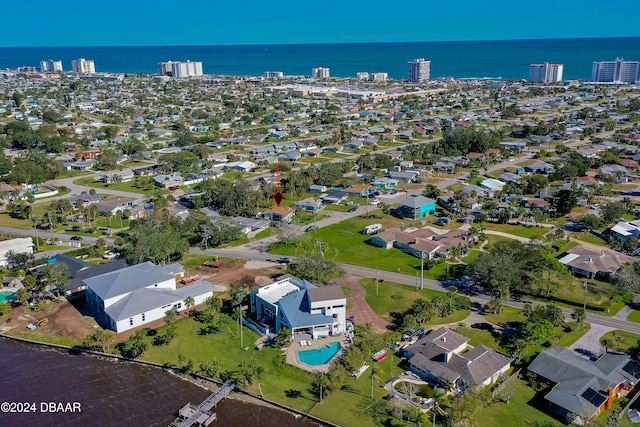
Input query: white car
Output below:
<box><xmin>369</xmin><ymin>199</ymin><xmax>380</xmax><ymax>206</ymax></box>
<box><xmin>103</xmin><ymin>252</ymin><xmax>118</xmax><ymax>259</ymax></box>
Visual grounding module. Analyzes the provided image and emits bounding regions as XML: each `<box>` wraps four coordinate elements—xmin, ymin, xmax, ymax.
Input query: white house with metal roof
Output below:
<box><xmin>249</xmin><ymin>275</ymin><xmax>346</xmax><ymax>340</ymax></box>
<box><xmin>0</xmin><ymin>237</ymin><xmax>34</xmax><ymax>268</ymax></box>
<box><xmin>85</xmin><ymin>262</ymin><xmax>213</xmax><ymax>333</ymax></box>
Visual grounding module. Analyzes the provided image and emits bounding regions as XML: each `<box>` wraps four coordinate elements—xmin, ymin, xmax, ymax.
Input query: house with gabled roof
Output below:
<box><xmin>85</xmin><ymin>262</ymin><xmax>213</xmax><ymax>333</ymax></box>
<box><xmin>403</xmin><ymin>327</ymin><xmax>512</xmax><ymax>390</ymax></box>
<box><xmin>559</xmin><ymin>245</ymin><xmax>634</xmax><ymax>279</ymax></box>
<box><xmin>262</xmin><ymin>206</ymin><xmax>295</xmax><ymax>223</ymax></box>
<box><xmin>528</xmin><ymin>347</ymin><xmax>640</xmax><ymax>423</ymax></box>
<box><xmin>249</xmin><ymin>275</ymin><xmax>346</xmax><ymax>340</ymax></box>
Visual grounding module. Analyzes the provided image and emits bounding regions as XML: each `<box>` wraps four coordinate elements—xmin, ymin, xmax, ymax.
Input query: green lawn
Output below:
<box><xmin>360</xmin><ymin>278</ymin><xmax>470</xmax><ymax>325</ymax></box>
<box><xmin>73</xmin><ymin>176</ymin><xmax>168</xmax><ymax>195</ymax></box>
<box><xmin>482</xmin><ymin>223</ymin><xmax>547</xmax><ymax>239</ymax></box>
<box><xmin>455</xmin><ymin>327</ymin><xmax>505</xmax><ymax>352</ymax></box>
<box><xmin>484</xmin><ymin>306</ymin><xmax>525</xmax><ymax>326</ymax></box>
<box><xmin>254</xmin><ymin>228</ymin><xmax>275</xmax><ymax>240</ymax></box>
<box><xmin>138</xmin><ymin>314</ymin><xmax>404</xmax><ymax>427</ymax></box>
<box><xmin>269</xmin><ymin>214</ymin><xmax>424</xmax><ymax>275</ymax></box>
<box><xmin>628</xmin><ymin>310</ymin><xmax>640</xmax><ymax>323</ymax></box>
<box><xmin>599</xmin><ymin>330</ymin><xmax>640</xmax><ymax>354</ymax></box>
<box><xmin>570</xmin><ymin>231</ymin><xmax>609</xmax><ymax>248</ymax></box>
<box><xmin>473</xmin><ymin>379</ymin><xmax>564</xmax><ymax>426</ymax></box>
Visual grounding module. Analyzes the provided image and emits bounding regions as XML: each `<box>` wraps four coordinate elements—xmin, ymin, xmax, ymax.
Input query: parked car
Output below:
<box><xmin>277</xmin><ymin>257</ymin><xmax>292</xmax><ymax>264</ymax></box>
<box><xmin>347</xmin><ymin>207</ymin><xmax>358</xmax><ymax>212</ymax></box>
<box><xmin>369</xmin><ymin>199</ymin><xmax>380</xmax><ymax>206</ymax></box>
<box><xmin>305</xmin><ymin>225</ymin><xmax>319</xmax><ymax>232</ymax></box>
<box><xmin>471</xmin><ymin>322</ymin><xmax>493</xmax><ymax>331</ymax></box>
<box><xmin>70</xmin><ymin>236</ymin><xmax>83</xmax><ymax>241</ymax></box>
<box><xmin>103</xmin><ymin>252</ymin><xmax>118</xmax><ymax>259</ymax></box>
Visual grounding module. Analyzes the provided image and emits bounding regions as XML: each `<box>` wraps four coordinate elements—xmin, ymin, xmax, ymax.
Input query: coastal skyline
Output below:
<box><xmin>3</xmin><ymin>0</ymin><xmax>640</xmax><ymax>47</ymax></box>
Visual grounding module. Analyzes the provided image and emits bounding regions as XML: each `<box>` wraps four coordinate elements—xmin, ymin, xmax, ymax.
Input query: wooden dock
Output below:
<box><xmin>169</xmin><ymin>382</ymin><xmax>235</xmax><ymax>427</ymax></box>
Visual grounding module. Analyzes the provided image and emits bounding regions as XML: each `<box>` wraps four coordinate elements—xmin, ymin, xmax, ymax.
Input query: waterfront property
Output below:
<box><xmin>299</xmin><ymin>342</ymin><xmax>342</xmax><ymax>366</ymax></box>
<box><xmin>528</xmin><ymin>347</ymin><xmax>640</xmax><ymax>423</ymax></box>
<box><xmin>248</xmin><ymin>274</ymin><xmax>346</xmax><ymax>340</ymax></box>
<box><xmin>84</xmin><ymin>262</ymin><xmax>214</xmax><ymax>333</ymax></box>
<box><xmin>403</xmin><ymin>327</ymin><xmax>512</xmax><ymax>390</ymax></box>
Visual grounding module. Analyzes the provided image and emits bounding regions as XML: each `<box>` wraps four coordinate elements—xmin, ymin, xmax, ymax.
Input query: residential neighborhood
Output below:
<box><xmin>1</xmin><ymin>66</ymin><xmax>640</xmax><ymax>427</ymax></box>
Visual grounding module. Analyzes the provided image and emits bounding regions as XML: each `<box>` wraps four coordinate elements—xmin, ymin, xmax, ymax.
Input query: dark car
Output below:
<box><xmin>470</xmin><ymin>322</ymin><xmax>493</xmax><ymax>331</ymax></box>
<box><xmin>305</xmin><ymin>225</ymin><xmax>319</xmax><ymax>232</ymax></box>
<box><xmin>347</xmin><ymin>207</ymin><xmax>357</xmax><ymax>212</ymax></box>
<box><xmin>277</xmin><ymin>257</ymin><xmax>292</xmax><ymax>264</ymax></box>
<box><xmin>70</xmin><ymin>236</ymin><xmax>83</xmax><ymax>241</ymax></box>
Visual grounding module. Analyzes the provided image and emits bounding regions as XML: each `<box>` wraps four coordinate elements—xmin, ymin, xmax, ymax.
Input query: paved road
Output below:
<box><xmin>202</xmin><ymin>247</ymin><xmax>640</xmax><ymax>336</ymax></box>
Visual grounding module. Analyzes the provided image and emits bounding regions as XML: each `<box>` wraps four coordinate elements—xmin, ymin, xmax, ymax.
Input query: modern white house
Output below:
<box><xmin>0</xmin><ymin>237</ymin><xmax>34</xmax><ymax>268</ymax></box>
<box><xmin>84</xmin><ymin>262</ymin><xmax>213</xmax><ymax>333</ymax></box>
<box><xmin>249</xmin><ymin>275</ymin><xmax>346</xmax><ymax>340</ymax></box>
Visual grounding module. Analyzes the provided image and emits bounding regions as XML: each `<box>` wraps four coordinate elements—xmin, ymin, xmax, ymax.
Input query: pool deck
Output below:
<box><xmin>286</xmin><ymin>335</ymin><xmax>350</xmax><ymax>373</ymax></box>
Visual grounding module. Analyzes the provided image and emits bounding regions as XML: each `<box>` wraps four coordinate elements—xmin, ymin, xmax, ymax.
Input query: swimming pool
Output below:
<box><xmin>298</xmin><ymin>343</ymin><xmax>341</xmax><ymax>366</ymax></box>
<box><xmin>0</xmin><ymin>292</ymin><xmax>16</xmax><ymax>303</ymax></box>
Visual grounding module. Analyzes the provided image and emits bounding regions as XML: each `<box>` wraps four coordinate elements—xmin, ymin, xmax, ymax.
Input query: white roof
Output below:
<box><xmin>256</xmin><ymin>278</ymin><xmax>301</xmax><ymax>305</ymax></box>
<box><xmin>480</xmin><ymin>178</ymin><xmax>505</xmax><ymax>190</ymax></box>
<box><xmin>558</xmin><ymin>253</ymin><xmax>580</xmax><ymax>265</ymax></box>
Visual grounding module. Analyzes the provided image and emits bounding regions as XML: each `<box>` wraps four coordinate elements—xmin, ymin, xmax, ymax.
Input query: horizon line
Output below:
<box><xmin>1</xmin><ymin>35</ymin><xmax>640</xmax><ymax>49</ymax></box>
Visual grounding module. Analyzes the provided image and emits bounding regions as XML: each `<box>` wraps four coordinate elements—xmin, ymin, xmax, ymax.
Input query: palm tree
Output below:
<box><xmin>447</xmin><ymin>286</ymin><xmax>458</xmax><ymax>313</ymax></box>
<box><xmin>184</xmin><ymin>296</ymin><xmax>195</xmax><ymax>317</ymax></box>
<box><xmin>431</xmin><ymin>389</ymin><xmax>449</xmax><ymax>427</ymax></box>
<box><xmin>313</xmin><ymin>373</ymin><xmax>330</xmax><ymax>402</ymax></box>
<box><xmin>30</xmin><ymin>214</ymin><xmax>40</xmax><ymax>251</ymax></box>
<box><xmin>370</xmin><ymin>365</ymin><xmax>384</xmax><ymax>399</ymax></box>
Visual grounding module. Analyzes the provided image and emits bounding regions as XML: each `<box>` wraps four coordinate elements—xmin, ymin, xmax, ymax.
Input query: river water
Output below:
<box><xmin>0</xmin><ymin>339</ymin><xmax>321</xmax><ymax>427</ymax></box>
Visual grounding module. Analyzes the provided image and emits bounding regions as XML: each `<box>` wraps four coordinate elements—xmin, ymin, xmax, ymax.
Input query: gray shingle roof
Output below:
<box><xmin>400</xmin><ymin>195</ymin><xmax>435</xmax><ymax>209</ymax></box>
<box><xmin>84</xmin><ymin>261</ymin><xmax>184</xmax><ymax>300</ymax></box>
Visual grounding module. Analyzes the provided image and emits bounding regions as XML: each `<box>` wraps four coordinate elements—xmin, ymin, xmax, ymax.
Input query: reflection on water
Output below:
<box><xmin>0</xmin><ymin>339</ymin><xmax>321</xmax><ymax>427</ymax></box>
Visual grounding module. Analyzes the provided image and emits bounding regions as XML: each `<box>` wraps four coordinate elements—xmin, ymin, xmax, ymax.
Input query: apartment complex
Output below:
<box><xmin>71</xmin><ymin>58</ymin><xmax>95</xmax><ymax>74</ymax></box>
<box><xmin>40</xmin><ymin>59</ymin><xmax>63</xmax><ymax>72</ymax></box>
<box><xmin>263</xmin><ymin>71</ymin><xmax>284</xmax><ymax>79</ymax></box>
<box><xmin>407</xmin><ymin>58</ymin><xmax>430</xmax><ymax>83</ymax></box>
<box><xmin>312</xmin><ymin>67</ymin><xmax>330</xmax><ymax>79</ymax></box>
<box><xmin>529</xmin><ymin>62</ymin><xmax>564</xmax><ymax>83</ymax></box>
<box><xmin>357</xmin><ymin>72</ymin><xmax>388</xmax><ymax>82</ymax></box>
<box><xmin>158</xmin><ymin>60</ymin><xmax>203</xmax><ymax>78</ymax></box>
<box><xmin>592</xmin><ymin>58</ymin><xmax>640</xmax><ymax>83</ymax></box>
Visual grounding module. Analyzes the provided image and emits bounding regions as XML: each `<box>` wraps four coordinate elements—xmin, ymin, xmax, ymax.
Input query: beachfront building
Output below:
<box><xmin>407</xmin><ymin>58</ymin><xmax>430</xmax><ymax>83</ymax></box>
<box><xmin>529</xmin><ymin>62</ymin><xmax>564</xmax><ymax>83</ymax></box>
<box><xmin>85</xmin><ymin>262</ymin><xmax>213</xmax><ymax>333</ymax></box>
<box><xmin>0</xmin><ymin>238</ymin><xmax>34</xmax><ymax>268</ymax></box>
<box><xmin>263</xmin><ymin>71</ymin><xmax>284</xmax><ymax>79</ymax></box>
<box><xmin>158</xmin><ymin>60</ymin><xmax>204</xmax><ymax>78</ymax></box>
<box><xmin>312</xmin><ymin>67</ymin><xmax>330</xmax><ymax>79</ymax></box>
<box><xmin>249</xmin><ymin>275</ymin><xmax>346</xmax><ymax>340</ymax></box>
<box><xmin>71</xmin><ymin>58</ymin><xmax>95</xmax><ymax>74</ymax></box>
<box><xmin>592</xmin><ymin>58</ymin><xmax>640</xmax><ymax>84</ymax></box>
<box><xmin>40</xmin><ymin>59</ymin><xmax>63</xmax><ymax>72</ymax></box>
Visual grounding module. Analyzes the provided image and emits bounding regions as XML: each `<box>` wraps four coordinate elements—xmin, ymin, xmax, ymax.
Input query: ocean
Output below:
<box><xmin>0</xmin><ymin>339</ymin><xmax>320</xmax><ymax>427</ymax></box>
<box><xmin>1</xmin><ymin>37</ymin><xmax>639</xmax><ymax>80</ymax></box>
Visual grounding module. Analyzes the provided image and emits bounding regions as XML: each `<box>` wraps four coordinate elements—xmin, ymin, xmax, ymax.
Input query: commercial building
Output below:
<box><xmin>40</xmin><ymin>59</ymin><xmax>63</xmax><ymax>72</ymax></box>
<box><xmin>312</xmin><ymin>67</ymin><xmax>330</xmax><ymax>79</ymax></box>
<box><xmin>71</xmin><ymin>58</ymin><xmax>95</xmax><ymax>74</ymax></box>
<box><xmin>592</xmin><ymin>58</ymin><xmax>640</xmax><ymax>83</ymax></box>
<box><xmin>407</xmin><ymin>58</ymin><xmax>430</xmax><ymax>83</ymax></box>
<box><xmin>357</xmin><ymin>72</ymin><xmax>388</xmax><ymax>82</ymax></box>
<box><xmin>158</xmin><ymin>60</ymin><xmax>203</xmax><ymax>78</ymax></box>
<box><xmin>529</xmin><ymin>62</ymin><xmax>564</xmax><ymax>83</ymax></box>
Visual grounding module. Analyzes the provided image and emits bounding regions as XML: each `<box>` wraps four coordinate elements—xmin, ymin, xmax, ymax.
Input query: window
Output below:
<box><xmin>141</xmin><ymin>313</ymin><xmax>146</xmax><ymax>322</ymax></box>
<box><xmin>129</xmin><ymin>318</ymin><xmax>133</xmax><ymax>326</ymax></box>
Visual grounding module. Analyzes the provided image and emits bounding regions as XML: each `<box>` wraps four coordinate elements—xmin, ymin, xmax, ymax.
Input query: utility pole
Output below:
<box><xmin>376</xmin><ymin>267</ymin><xmax>379</xmax><ymax>296</ymax></box>
<box><xmin>421</xmin><ymin>254</ymin><xmax>425</xmax><ymax>290</ymax></box>
<box><xmin>583</xmin><ymin>282</ymin><xmax>588</xmax><ymax>311</ymax></box>
<box><xmin>200</xmin><ymin>225</ymin><xmax>209</xmax><ymax>255</ymax></box>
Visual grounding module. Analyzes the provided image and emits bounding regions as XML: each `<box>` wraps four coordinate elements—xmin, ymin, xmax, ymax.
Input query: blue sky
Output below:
<box><xmin>4</xmin><ymin>0</ymin><xmax>640</xmax><ymax>46</ymax></box>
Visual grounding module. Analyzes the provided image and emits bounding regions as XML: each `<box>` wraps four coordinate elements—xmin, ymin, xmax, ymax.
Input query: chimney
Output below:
<box><xmin>442</xmin><ymin>337</ymin><xmax>446</xmax><ymax>343</ymax></box>
<box><xmin>587</xmin><ymin>257</ymin><xmax>592</xmax><ymax>263</ymax></box>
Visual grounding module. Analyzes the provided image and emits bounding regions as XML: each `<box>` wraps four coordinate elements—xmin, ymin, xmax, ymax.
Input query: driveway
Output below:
<box><xmin>333</xmin><ymin>275</ymin><xmax>391</xmax><ymax>333</ymax></box>
<box><xmin>569</xmin><ymin>323</ymin><xmax>613</xmax><ymax>361</ymax></box>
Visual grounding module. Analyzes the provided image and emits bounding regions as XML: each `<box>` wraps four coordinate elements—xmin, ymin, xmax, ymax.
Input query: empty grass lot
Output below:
<box><xmin>482</xmin><ymin>223</ymin><xmax>548</xmax><ymax>239</ymax></box>
<box><xmin>361</xmin><ymin>278</ymin><xmax>471</xmax><ymax>325</ymax></box>
<box><xmin>600</xmin><ymin>330</ymin><xmax>640</xmax><ymax>354</ymax></box>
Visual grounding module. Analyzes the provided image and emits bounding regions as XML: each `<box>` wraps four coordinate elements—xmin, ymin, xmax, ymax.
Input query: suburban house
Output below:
<box><xmin>397</xmin><ymin>196</ymin><xmax>436</xmax><ymax>219</ymax></box>
<box><xmin>85</xmin><ymin>262</ymin><xmax>213</xmax><ymax>333</ymax></box>
<box><xmin>528</xmin><ymin>347</ymin><xmax>640</xmax><ymax>423</ymax></box>
<box><xmin>559</xmin><ymin>246</ymin><xmax>634</xmax><ymax>279</ymax></box>
<box><xmin>0</xmin><ymin>237</ymin><xmax>34</xmax><ymax>268</ymax></box>
<box><xmin>248</xmin><ymin>275</ymin><xmax>346</xmax><ymax>340</ymax></box>
<box><xmin>403</xmin><ymin>327</ymin><xmax>512</xmax><ymax>390</ymax></box>
<box><xmin>261</xmin><ymin>206</ymin><xmax>295</xmax><ymax>223</ymax></box>
<box><xmin>294</xmin><ymin>198</ymin><xmax>323</xmax><ymax>211</ymax></box>
<box><xmin>371</xmin><ymin>227</ymin><xmax>472</xmax><ymax>259</ymax></box>
<box><xmin>610</xmin><ymin>220</ymin><xmax>640</xmax><ymax>240</ymax></box>
<box><xmin>372</xmin><ymin>177</ymin><xmax>399</xmax><ymax>189</ymax></box>
<box><xmin>154</xmin><ymin>173</ymin><xmax>184</xmax><ymax>189</ymax></box>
